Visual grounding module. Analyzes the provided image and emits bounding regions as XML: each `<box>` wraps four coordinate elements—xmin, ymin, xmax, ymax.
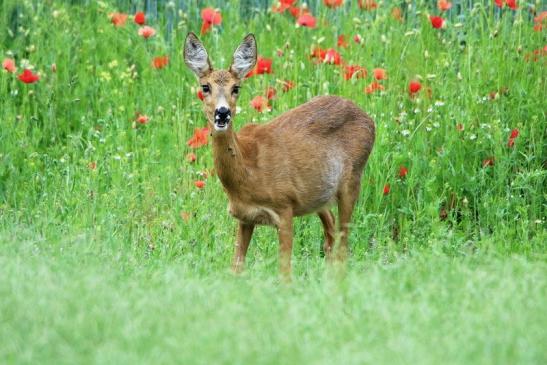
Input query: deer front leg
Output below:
<box><xmin>232</xmin><ymin>222</ymin><xmax>254</xmax><ymax>273</ymax></box>
<box><xmin>277</xmin><ymin>209</ymin><xmax>294</xmax><ymax>279</ymax></box>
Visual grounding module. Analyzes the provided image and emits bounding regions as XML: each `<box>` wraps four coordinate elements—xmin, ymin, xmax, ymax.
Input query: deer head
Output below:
<box><xmin>184</xmin><ymin>32</ymin><xmax>257</xmax><ymax>133</ymax></box>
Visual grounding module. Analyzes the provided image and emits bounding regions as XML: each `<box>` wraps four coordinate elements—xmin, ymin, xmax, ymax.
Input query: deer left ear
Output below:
<box><xmin>229</xmin><ymin>34</ymin><xmax>257</xmax><ymax>80</ymax></box>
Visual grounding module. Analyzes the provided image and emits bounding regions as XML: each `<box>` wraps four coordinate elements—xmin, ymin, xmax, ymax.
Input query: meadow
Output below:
<box><xmin>0</xmin><ymin>0</ymin><xmax>546</xmax><ymax>364</ymax></box>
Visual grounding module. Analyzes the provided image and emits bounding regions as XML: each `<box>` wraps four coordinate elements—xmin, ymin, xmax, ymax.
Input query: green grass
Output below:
<box><xmin>1</xmin><ymin>1</ymin><xmax>546</xmax><ymax>364</ymax></box>
<box><xmin>2</xmin><ymin>231</ymin><xmax>546</xmax><ymax>364</ymax></box>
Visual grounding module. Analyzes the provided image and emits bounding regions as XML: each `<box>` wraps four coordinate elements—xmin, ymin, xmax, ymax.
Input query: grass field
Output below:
<box><xmin>1</xmin><ymin>0</ymin><xmax>546</xmax><ymax>364</ymax></box>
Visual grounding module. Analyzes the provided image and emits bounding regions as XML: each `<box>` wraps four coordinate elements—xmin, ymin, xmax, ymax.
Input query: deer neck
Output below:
<box><xmin>212</xmin><ymin>129</ymin><xmax>247</xmax><ymax>191</ymax></box>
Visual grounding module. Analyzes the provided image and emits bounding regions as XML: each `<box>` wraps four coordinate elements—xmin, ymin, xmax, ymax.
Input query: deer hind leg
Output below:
<box><xmin>277</xmin><ymin>209</ymin><xmax>294</xmax><ymax>280</ymax></box>
<box><xmin>232</xmin><ymin>222</ymin><xmax>255</xmax><ymax>273</ymax></box>
<box><xmin>336</xmin><ymin>177</ymin><xmax>361</xmax><ymax>261</ymax></box>
<box><xmin>318</xmin><ymin>209</ymin><xmax>336</xmax><ymax>258</ymax></box>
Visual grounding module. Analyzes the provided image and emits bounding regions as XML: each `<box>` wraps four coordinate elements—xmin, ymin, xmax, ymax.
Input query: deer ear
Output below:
<box><xmin>184</xmin><ymin>32</ymin><xmax>212</xmax><ymax>78</ymax></box>
<box><xmin>229</xmin><ymin>34</ymin><xmax>257</xmax><ymax>80</ymax></box>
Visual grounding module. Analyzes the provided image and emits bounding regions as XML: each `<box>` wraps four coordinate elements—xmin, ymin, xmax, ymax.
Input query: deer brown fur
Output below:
<box><xmin>184</xmin><ymin>32</ymin><xmax>375</xmax><ymax>276</ymax></box>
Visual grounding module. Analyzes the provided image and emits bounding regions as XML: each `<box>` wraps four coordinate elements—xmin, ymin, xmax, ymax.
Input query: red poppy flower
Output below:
<box><xmin>507</xmin><ymin>128</ymin><xmax>519</xmax><ymax>147</ymax></box>
<box><xmin>337</xmin><ymin>35</ymin><xmax>348</xmax><ymax>48</ymax></box>
<box><xmin>194</xmin><ymin>180</ymin><xmax>205</xmax><ymax>189</ymax></box>
<box><xmin>110</xmin><ymin>12</ymin><xmax>128</xmax><ymax>27</ymax></box>
<box><xmin>399</xmin><ymin>166</ymin><xmax>408</xmax><ymax>178</ymax></box>
<box><xmin>135</xmin><ymin>114</ymin><xmax>149</xmax><ymax>124</ymax></box>
<box><xmin>256</xmin><ymin>57</ymin><xmax>273</xmax><ymax>74</ymax></box>
<box><xmin>266</xmin><ymin>86</ymin><xmax>277</xmax><ymax>100</ymax></box>
<box><xmin>383</xmin><ymin>184</ymin><xmax>390</xmax><ymax>195</ymax></box>
<box><xmin>2</xmin><ymin>58</ymin><xmax>16</xmax><ymax>73</ymax></box>
<box><xmin>482</xmin><ymin>158</ymin><xmax>495</xmax><ymax>168</ymax></box>
<box><xmin>437</xmin><ymin>0</ymin><xmax>452</xmax><ymax>11</ymax></box>
<box><xmin>18</xmin><ymin>69</ymin><xmax>40</xmax><ymax>83</ymax></box>
<box><xmin>364</xmin><ymin>81</ymin><xmax>384</xmax><ymax>94</ymax></box>
<box><xmin>200</xmin><ymin>8</ymin><xmax>222</xmax><ymax>35</ymax></box>
<box><xmin>282</xmin><ymin>0</ymin><xmax>297</xmax><ymax>6</ymax></box>
<box><xmin>289</xmin><ymin>6</ymin><xmax>307</xmax><ymax>18</ymax></box>
<box><xmin>134</xmin><ymin>11</ymin><xmax>145</xmax><ymax>25</ymax></box>
<box><xmin>187</xmin><ymin>127</ymin><xmax>210</xmax><ymax>148</ymax></box>
<box><xmin>251</xmin><ymin>95</ymin><xmax>271</xmax><ymax>112</ymax></box>
<box><xmin>373</xmin><ymin>68</ymin><xmax>387</xmax><ymax>80</ymax></box>
<box><xmin>494</xmin><ymin>0</ymin><xmax>517</xmax><ymax>9</ymax></box>
<box><xmin>272</xmin><ymin>0</ymin><xmax>296</xmax><ymax>13</ymax></box>
<box><xmin>343</xmin><ymin>65</ymin><xmax>367</xmax><ymax>80</ymax></box>
<box><xmin>310</xmin><ymin>48</ymin><xmax>341</xmax><ymax>65</ymax></box>
<box><xmin>323</xmin><ymin>0</ymin><xmax>343</xmax><ymax>8</ymax></box>
<box><xmin>353</xmin><ymin>34</ymin><xmax>363</xmax><ymax>44</ymax></box>
<box><xmin>323</xmin><ymin>48</ymin><xmax>342</xmax><ymax>65</ymax></box>
<box><xmin>297</xmin><ymin>13</ymin><xmax>317</xmax><ymax>28</ymax></box>
<box><xmin>246</xmin><ymin>56</ymin><xmax>273</xmax><ymax>78</ymax></box>
<box><xmin>138</xmin><ymin>26</ymin><xmax>156</xmax><ymax>38</ymax></box>
<box><xmin>358</xmin><ymin>0</ymin><xmax>378</xmax><ymax>10</ymax></box>
<box><xmin>409</xmin><ymin>80</ymin><xmax>422</xmax><ymax>95</ymax></box>
<box><xmin>152</xmin><ymin>56</ymin><xmax>169</xmax><ymax>69</ymax></box>
<box><xmin>505</xmin><ymin>0</ymin><xmax>517</xmax><ymax>10</ymax></box>
<box><xmin>197</xmin><ymin>90</ymin><xmax>204</xmax><ymax>101</ymax></box>
<box><xmin>524</xmin><ymin>47</ymin><xmax>547</xmax><ymax>61</ymax></box>
<box><xmin>201</xmin><ymin>8</ymin><xmax>222</xmax><ymax>24</ymax></box>
<box><xmin>186</xmin><ymin>153</ymin><xmax>197</xmax><ymax>163</ymax></box>
<box><xmin>310</xmin><ymin>47</ymin><xmax>326</xmax><ymax>61</ymax></box>
<box><xmin>281</xmin><ymin>80</ymin><xmax>295</xmax><ymax>92</ymax></box>
<box><xmin>534</xmin><ymin>11</ymin><xmax>547</xmax><ymax>25</ymax></box>
<box><xmin>391</xmin><ymin>7</ymin><xmax>403</xmax><ymax>21</ymax></box>
<box><xmin>430</xmin><ymin>16</ymin><xmax>444</xmax><ymax>29</ymax></box>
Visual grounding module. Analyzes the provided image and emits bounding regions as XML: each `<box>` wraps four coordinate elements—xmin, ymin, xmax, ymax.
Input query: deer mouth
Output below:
<box><xmin>214</xmin><ymin>116</ymin><xmax>230</xmax><ymax>131</ymax></box>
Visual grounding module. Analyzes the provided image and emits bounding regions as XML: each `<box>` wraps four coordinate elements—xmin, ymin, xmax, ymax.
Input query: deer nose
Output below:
<box><xmin>215</xmin><ymin>107</ymin><xmax>231</xmax><ymax>122</ymax></box>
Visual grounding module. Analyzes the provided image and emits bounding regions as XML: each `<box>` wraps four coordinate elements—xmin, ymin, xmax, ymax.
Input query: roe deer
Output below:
<box><xmin>184</xmin><ymin>33</ymin><xmax>375</xmax><ymax>276</ymax></box>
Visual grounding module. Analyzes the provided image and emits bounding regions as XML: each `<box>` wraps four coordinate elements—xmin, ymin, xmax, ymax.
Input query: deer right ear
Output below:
<box><xmin>229</xmin><ymin>34</ymin><xmax>257</xmax><ymax>80</ymax></box>
<box><xmin>184</xmin><ymin>32</ymin><xmax>212</xmax><ymax>78</ymax></box>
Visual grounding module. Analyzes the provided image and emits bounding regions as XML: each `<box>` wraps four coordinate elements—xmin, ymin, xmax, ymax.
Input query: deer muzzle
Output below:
<box><xmin>214</xmin><ymin>106</ymin><xmax>231</xmax><ymax>131</ymax></box>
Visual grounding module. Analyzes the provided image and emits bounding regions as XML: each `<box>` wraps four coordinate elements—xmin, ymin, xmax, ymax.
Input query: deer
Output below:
<box><xmin>183</xmin><ymin>32</ymin><xmax>375</xmax><ymax>277</ymax></box>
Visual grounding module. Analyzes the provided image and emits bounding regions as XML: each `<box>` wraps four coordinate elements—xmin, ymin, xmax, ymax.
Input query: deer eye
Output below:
<box><xmin>201</xmin><ymin>84</ymin><xmax>210</xmax><ymax>93</ymax></box>
<box><xmin>232</xmin><ymin>86</ymin><xmax>240</xmax><ymax>95</ymax></box>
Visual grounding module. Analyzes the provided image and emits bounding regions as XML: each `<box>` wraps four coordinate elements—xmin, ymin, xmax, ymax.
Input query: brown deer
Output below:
<box><xmin>184</xmin><ymin>32</ymin><xmax>375</xmax><ymax>276</ymax></box>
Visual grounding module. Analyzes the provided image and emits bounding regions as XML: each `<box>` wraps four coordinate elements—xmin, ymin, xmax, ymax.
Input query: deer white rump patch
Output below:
<box><xmin>320</xmin><ymin>155</ymin><xmax>344</xmax><ymax>202</ymax></box>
